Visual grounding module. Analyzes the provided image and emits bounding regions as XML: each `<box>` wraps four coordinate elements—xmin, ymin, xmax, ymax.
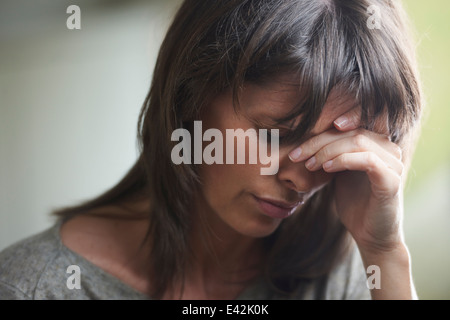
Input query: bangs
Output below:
<box><xmin>226</xmin><ymin>0</ymin><xmax>419</xmax><ymax>144</ymax></box>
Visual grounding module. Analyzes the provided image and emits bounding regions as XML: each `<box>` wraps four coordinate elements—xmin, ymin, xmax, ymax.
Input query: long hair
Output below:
<box><xmin>53</xmin><ymin>0</ymin><xmax>423</xmax><ymax>298</ymax></box>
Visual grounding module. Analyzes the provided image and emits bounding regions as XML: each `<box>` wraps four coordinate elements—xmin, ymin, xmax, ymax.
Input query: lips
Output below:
<box><xmin>252</xmin><ymin>195</ymin><xmax>303</xmax><ymax>219</ymax></box>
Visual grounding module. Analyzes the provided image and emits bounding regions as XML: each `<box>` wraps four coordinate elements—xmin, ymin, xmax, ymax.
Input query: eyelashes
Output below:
<box><xmin>250</xmin><ymin>117</ymin><xmax>296</xmax><ymax>145</ymax></box>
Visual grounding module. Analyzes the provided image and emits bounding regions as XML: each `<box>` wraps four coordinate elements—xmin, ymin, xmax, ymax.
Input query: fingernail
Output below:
<box><xmin>334</xmin><ymin>116</ymin><xmax>348</xmax><ymax>129</ymax></box>
<box><xmin>305</xmin><ymin>156</ymin><xmax>316</xmax><ymax>169</ymax></box>
<box><xmin>288</xmin><ymin>147</ymin><xmax>302</xmax><ymax>162</ymax></box>
<box><xmin>323</xmin><ymin>160</ymin><xmax>333</xmax><ymax>170</ymax></box>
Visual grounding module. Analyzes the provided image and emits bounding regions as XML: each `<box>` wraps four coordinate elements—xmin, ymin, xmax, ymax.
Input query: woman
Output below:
<box><xmin>0</xmin><ymin>0</ymin><xmax>422</xmax><ymax>300</ymax></box>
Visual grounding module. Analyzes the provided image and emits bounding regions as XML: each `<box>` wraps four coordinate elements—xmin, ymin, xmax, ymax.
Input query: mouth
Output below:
<box><xmin>252</xmin><ymin>195</ymin><xmax>304</xmax><ymax>219</ymax></box>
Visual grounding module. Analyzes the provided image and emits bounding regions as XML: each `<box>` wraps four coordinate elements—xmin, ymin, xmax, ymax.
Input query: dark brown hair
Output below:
<box><xmin>54</xmin><ymin>0</ymin><xmax>422</xmax><ymax>298</ymax></box>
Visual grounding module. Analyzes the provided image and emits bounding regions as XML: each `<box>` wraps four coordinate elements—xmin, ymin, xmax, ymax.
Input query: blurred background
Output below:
<box><xmin>0</xmin><ymin>0</ymin><xmax>449</xmax><ymax>299</ymax></box>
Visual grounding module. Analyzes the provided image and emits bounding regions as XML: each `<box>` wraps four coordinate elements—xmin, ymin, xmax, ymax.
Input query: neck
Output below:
<box><xmin>166</xmin><ymin>196</ymin><xmax>265</xmax><ymax>299</ymax></box>
<box><xmin>191</xmin><ymin>217</ymin><xmax>263</xmax><ymax>276</ymax></box>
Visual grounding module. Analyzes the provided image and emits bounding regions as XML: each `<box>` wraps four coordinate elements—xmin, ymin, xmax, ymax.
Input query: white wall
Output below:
<box><xmin>0</xmin><ymin>0</ymin><xmax>181</xmax><ymax>250</ymax></box>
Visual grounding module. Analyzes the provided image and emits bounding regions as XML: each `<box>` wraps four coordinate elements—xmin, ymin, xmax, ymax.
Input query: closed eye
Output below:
<box><xmin>256</xmin><ymin>127</ymin><xmax>290</xmax><ymax>144</ymax></box>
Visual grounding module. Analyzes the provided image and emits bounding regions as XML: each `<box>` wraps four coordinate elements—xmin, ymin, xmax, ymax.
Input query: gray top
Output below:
<box><xmin>0</xmin><ymin>220</ymin><xmax>371</xmax><ymax>300</ymax></box>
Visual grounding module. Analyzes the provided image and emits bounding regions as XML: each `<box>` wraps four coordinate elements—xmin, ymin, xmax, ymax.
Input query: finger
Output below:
<box><xmin>304</xmin><ymin>133</ymin><xmax>404</xmax><ymax>175</ymax></box>
<box><xmin>289</xmin><ymin>128</ymin><xmax>400</xmax><ymax>163</ymax></box>
<box><xmin>334</xmin><ymin>105</ymin><xmax>392</xmax><ymax>139</ymax></box>
<box><xmin>333</xmin><ymin>106</ymin><xmax>361</xmax><ymax>131</ymax></box>
<box><xmin>322</xmin><ymin>152</ymin><xmax>402</xmax><ymax>197</ymax></box>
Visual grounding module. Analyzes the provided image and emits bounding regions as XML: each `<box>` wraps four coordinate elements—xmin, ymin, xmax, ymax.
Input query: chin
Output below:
<box><xmin>231</xmin><ymin>214</ymin><xmax>284</xmax><ymax>238</ymax></box>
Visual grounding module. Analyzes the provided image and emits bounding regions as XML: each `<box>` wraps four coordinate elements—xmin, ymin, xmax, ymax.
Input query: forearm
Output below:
<box><xmin>358</xmin><ymin>243</ymin><xmax>418</xmax><ymax>300</ymax></box>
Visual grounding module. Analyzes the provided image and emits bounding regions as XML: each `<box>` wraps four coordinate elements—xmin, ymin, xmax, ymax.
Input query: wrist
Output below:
<box><xmin>357</xmin><ymin>242</ymin><xmax>416</xmax><ymax>300</ymax></box>
<box><xmin>357</xmin><ymin>241</ymin><xmax>411</xmax><ymax>265</ymax></box>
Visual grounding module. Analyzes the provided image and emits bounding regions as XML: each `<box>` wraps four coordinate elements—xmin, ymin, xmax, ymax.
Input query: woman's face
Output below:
<box><xmin>196</xmin><ymin>78</ymin><xmax>356</xmax><ymax>239</ymax></box>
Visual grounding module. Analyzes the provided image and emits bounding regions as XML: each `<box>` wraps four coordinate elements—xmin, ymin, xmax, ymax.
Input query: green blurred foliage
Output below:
<box><xmin>404</xmin><ymin>0</ymin><xmax>450</xmax><ymax>193</ymax></box>
<box><xmin>402</xmin><ymin>0</ymin><xmax>450</xmax><ymax>300</ymax></box>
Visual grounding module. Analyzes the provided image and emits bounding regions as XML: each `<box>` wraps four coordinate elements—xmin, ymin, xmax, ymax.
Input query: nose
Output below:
<box><xmin>276</xmin><ymin>146</ymin><xmax>331</xmax><ymax>193</ymax></box>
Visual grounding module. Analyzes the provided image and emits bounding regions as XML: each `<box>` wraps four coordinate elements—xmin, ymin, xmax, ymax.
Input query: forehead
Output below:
<box><xmin>309</xmin><ymin>89</ymin><xmax>358</xmax><ymax>136</ymax></box>
<box><xmin>241</xmin><ymin>80</ymin><xmax>358</xmax><ymax>136</ymax></box>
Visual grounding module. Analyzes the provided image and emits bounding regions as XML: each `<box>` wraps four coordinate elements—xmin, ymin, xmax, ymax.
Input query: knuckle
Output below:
<box><xmin>338</xmin><ymin>153</ymin><xmax>349</xmax><ymax>169</ymax></box>
<box><xmin>385</xmin><ymin>175</ymin><xmax>402</xmax><ymax>198</ymax></box>
<box><xmin>353</xmin><ymin>134</ymin><xmax>367</xmax><ymax>149</ymax></box>
<box><xmin>318</xmin><ymin>147</ymin><xmax>330</xmax><ymax>161</ymax></box>
<box><xmin>392</xmin><ymin>174</ymin><xmax>402</xmax><ymax>191</ymax></box>
<box><xmin>394</xmin><ymin>144</ymin><xmax>403</xmax><ymax>160</ymax></box>
<box><xmin>308</xmin><ymin>136</ymin><xmax>320</xmax><ymax>151</ymax></box>
<box><xmin>365</xmin><ymin>152</ymin><xmax>378</xmax><ymax>170</ymax></box>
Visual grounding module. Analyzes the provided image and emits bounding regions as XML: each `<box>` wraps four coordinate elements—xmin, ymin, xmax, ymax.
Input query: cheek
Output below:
<box><xmin>316</xmin><ymin>169</ymin><xmax>335</xmax><ymax>183</ymax></box>
<box><xmin>199</xmin><ymin>121</ymin><xmax>265</xmax><ymax>203</ymax></box>
<box><xmin>311</xmin><ymin>170</ymin><xmax>335</xmax><ymax>194</ymax></box>
<box><xmin>198</xmin><ymin>161</ymin><xmax>261</xmax><ymax>202</ymax></box>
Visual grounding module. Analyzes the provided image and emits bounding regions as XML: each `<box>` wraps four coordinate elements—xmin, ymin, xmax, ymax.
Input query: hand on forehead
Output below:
<box><xmin>306</xmin><ymin>89</ymin><xmax>391</xmax><ymax>139</ymax></box>
<box><xmin>241</xmin><ymin>79</ymin><xmax>391</xmax><ymax>139</ymax></box>
<box><xmin>309</xmin><ymin>89</ymin><xmax>359</xmax><ymax>136</ymax></box>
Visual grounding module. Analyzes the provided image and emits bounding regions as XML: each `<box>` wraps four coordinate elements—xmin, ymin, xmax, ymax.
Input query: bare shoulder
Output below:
<box><xmin>60</xmin><ymin>207</ymin><xmax>152</xmax><ymax>294</ymax></box>
<box><xmin>61</xmin><ymin>210</ymin><xmax>150</xmax><ymax>261</ymax></box>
